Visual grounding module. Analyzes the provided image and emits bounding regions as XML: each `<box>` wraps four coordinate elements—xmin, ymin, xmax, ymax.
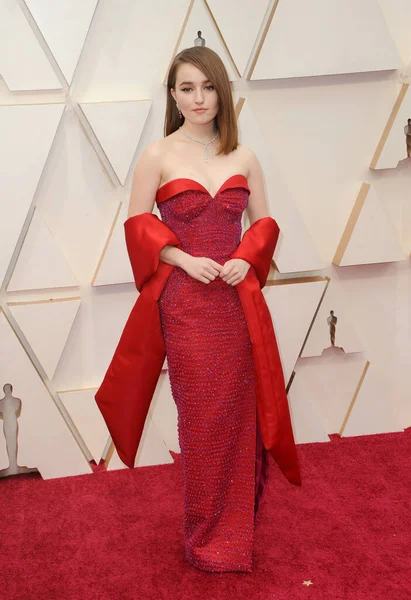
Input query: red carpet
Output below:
<box><xmin>1</xmin><ymin>429</ymin><xmax>410</xmax><ymax>600</ymax></box>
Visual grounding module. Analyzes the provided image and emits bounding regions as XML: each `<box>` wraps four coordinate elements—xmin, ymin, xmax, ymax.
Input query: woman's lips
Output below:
<box><xmin>193</xmin><ymin>108</ymin><xmax>207</xmax><ymax>112</ymax></box>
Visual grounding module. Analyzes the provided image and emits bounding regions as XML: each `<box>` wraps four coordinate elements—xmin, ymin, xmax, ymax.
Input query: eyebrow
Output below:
<box><xmin>179</xmin><ymin>80</ymin><xmax>211</xmax><ymax>85</ymax></box>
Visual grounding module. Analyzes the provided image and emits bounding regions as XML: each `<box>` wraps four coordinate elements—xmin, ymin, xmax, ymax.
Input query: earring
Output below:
<box><xmin>176</xmin><ymin>101</ymin><xmax>182</xmax><ymax>119</ymax></box>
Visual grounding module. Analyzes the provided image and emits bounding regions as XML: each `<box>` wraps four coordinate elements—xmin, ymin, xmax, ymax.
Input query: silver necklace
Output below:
<box><xmin>179</xmin><ymin>126</ymin><xmax>219</xmax><ymax>162</ymax></box>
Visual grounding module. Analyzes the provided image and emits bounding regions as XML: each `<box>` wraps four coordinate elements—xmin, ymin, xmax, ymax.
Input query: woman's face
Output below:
<box><xmin>171</xmin><ymin>63</ymin><xmax>219</xmax><ymax>124</ymax></box>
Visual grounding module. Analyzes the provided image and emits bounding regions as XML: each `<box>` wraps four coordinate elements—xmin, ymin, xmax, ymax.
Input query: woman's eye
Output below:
<box><xmin>180</xmin><ymin>86</ymin><xmax>214</xmax><ymax>92</ymax></box>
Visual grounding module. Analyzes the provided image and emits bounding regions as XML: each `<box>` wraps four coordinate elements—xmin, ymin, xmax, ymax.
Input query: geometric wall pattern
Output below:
<box><xmin>91</xmin><ymin>201</ymin><xmax>134</xmax><ymax>286</ymax></box>
<box><xmin>301</xmin><ymin>280</ymin><xmax>365</xmax><ymax>357</ymax></box>
<box><xmin>378</xmin><ymin>0</ymin><xmax>411</xmax><ymax>65</ymax></box>
<box><xmin>79</xmin><ymin>100</ymin><xmax>152</xmax><ymax>185</ymax></box>
<box><xmin>58</xmin><ymin>388</ymin><xmax>110</xmax><ymax>465</ymax></box>
<box><xmin>291</xmin><ymin>353</ymin><xmax>403</xmax><ymax>442</ymax></box>
<box><xmin>263</xmin><ymin>278</ymin><xmax>328</xmax><ymax>384</ymax></box>
<box><xmin>0</xmin><ymin>103</ymin><xmax>65</xmax><ymax>288</ymax></box>
<box><xmin>7</xmin><ymin>208</ymin><xmax>78</xmax><ymax>292</ymax></box>
<box><xmin>24</xmin><ymin>0</ymin><xmax>99</xmax><ymax>85</ymax></box>
<box><xmin>206</xmin><ymin>0</ymin><xmax>271</xmax><ymax>77</ymax></box>
<box><xmin>166</xmin><ymin>0</ymin><xmax>240</xmax><ymax>82</ymax></box>
<box><xmin>106</xmin><ymin>415</ymin><xmax>174</xmax><ymax>472</ymax></box>
<box><xmin>0</xmin><ymin>310</ymin><xmax>91</xmax><ymax>479</ymax></box>
<box><xmin>1</xmin><ymin>0</ymin><xmax>410</xmax><ymax>480</ymax></box>
<box><xmin>237</xmin><ymin>99</ymin><xmax>326</xmax><ymax>273</ymax></box>
<box><xmin>333</xmin><ymin>182</ymin><xmax>407</xmax><ymax>266</ymax></box>
<box><xmin>9</xmin><ymin>297</ymin><xmax>81</xmax><ymax>379</ymax></box>
<box><xmin>249</xmin><ymin>0</ymin><xmax>402</xmax><ymax>80</ymax></box>
<box><xmin>370</xmin><ymin>83</ymin><xmax>410</xmax><ymax>170</ymax></box>
<box><xmin>0</xmin><ymin>0</ymin><xmax>62</xmax><ymax>90</ymax></box>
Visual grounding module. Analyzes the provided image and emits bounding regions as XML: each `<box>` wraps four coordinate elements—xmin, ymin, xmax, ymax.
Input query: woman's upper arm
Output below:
<box><xmin>127</xmin><ymin>142</ymin><xmax>163</xmax><ymax>218</ymax></box>
<box><xmin>244</xmin><ymin>148</ymin><xmax>271</xmax><ymax>226</ymax></box>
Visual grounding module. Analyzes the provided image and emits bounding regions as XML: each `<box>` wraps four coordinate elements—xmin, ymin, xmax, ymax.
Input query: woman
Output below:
<box><xmin>95</xmin><ymin>46</ymin><xmax>301</xmax><ymax>574</ymax></box>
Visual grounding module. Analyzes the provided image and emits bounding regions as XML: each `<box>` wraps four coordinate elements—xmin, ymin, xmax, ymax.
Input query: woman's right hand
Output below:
<box><xmin>181</xmin><ymin>255</ymin><xmax>223</xmax><ymax>284</ymax></box>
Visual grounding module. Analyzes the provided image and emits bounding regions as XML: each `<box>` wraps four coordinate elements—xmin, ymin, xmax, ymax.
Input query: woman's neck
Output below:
<box><xmin>180</xmin><ymin>120</ymin><xmax>218</xmax><ymax>142</ymax></box>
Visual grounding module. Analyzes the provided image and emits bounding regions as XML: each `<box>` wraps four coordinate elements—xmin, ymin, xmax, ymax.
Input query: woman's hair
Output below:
<box><xmin>164</xmin><ymin>46</ymin><xmax>238</xmax><ymax>155</ymax></box>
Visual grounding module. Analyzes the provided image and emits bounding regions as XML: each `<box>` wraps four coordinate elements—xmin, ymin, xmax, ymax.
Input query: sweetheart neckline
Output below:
<box><xmin>156</xmin><ymin>173</ymin><xmax>248</xmax><ymax>199</ymax></box>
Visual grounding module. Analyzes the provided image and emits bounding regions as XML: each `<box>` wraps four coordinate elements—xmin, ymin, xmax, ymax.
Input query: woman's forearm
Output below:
<box><xmin>160</xmin><ymin>245</ymin><xmax>190</xmax><ymax>268</ymax></box>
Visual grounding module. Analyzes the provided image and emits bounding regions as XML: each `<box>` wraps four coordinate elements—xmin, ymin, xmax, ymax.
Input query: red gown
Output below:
<box><xmin>95</xmin><ymin>174</ymin><xmax>301</xmax><ymax>574</ymax></box>
<box><xmin>156</xmin><ymin>174</ymin><xmax>264</xmax><ymax>572</ymax></box>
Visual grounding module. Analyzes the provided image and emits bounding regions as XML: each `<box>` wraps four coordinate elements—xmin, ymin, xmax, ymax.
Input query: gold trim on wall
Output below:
<box><xmin>369</xmin><ymin>83</ymin><xmax>409</xmax><ymax>170</ymax></box>
<box><xmin>234</xmin><ymin>96</ymin><xmax>245</xmax><ymax>120</ymax></box>
<box><xmin>266</xmin><ymin>275</ymin><xmax>327</xmax><ymax>286</ymax></box>
<box><xmin>204</xmin><ymin>1</ymin><xmax>241</xmax><ymax>78</ymax></box>
<box><xmin>8</xmin><ymin>296</ymin><xmax>80</xmax><ymax>307</ymax></box>
<box><xmin>339</xmin><ymin>360</ymin><xmax>370</xmax><ymax>437</ymax></box>
<box><xmin>163</xmin><ymin>0</ymin><xmax>196</xmax><ymax>87</ymax></box>
<box><xmin>91</xmin><ymin>200</ymin><xmax>123</xmax><ymax>286</ymax></box>
<box><xmin>332</xmin><ymin>182</ymin><xmax>370</xmax><ymax>266</ymax></box>
<box><xmin>246</xmin><ymin>0</ymin><xmax>281</xmax><ymax>80</ymax></box>
<box><xmin>297</xmin><ymin>276</ymin><xmax>331</xmax><ymax>358</ymax></box>
<box><xmin>57</xmin><ymin>386</ymin><xmax>98</xmax><ymax>394</ymax></box>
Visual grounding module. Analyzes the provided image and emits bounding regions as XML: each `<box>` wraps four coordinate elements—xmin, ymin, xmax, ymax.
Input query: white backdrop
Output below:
<box><xmin>0</xmin><ymin>0</ymin><xmax>410</xmax><ymax>479</ymax></box>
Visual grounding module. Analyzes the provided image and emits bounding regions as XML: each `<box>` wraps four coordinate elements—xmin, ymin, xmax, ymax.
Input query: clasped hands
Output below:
<box><xmin>184</xmin><ymin>256</ymin><xmax>251</xmax><ymax>286</ymax></box>
<box><xmin>218</xmin><ymin>258</ymin><xmax>251</xmax><ymax>286</ymax></box>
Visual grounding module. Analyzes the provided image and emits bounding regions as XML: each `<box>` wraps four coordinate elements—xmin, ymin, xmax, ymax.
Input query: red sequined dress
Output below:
<box><xmin>156</xmin><ymin>174</ymin><xmax>269</xmax><ymax>573</ymax></box>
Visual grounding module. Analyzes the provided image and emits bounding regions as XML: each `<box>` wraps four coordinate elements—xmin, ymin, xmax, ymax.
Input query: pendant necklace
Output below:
<box><xmin>179</xmin><ymin>126</ymin><xmax>219</xmax><ymax>163</ymax></box>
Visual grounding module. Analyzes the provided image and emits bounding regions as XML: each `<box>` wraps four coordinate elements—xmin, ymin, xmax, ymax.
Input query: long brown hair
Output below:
<box><xmin>164</xmin><ymin>46</ymin><xmax>238</xmax><ymax>155</ymax></box>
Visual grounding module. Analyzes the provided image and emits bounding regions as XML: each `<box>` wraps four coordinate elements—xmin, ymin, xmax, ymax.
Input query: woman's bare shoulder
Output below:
<box><xmin>128</xmin><ymin>137</ymin><xmax>178</xmax><ymax>216</ymax></box>
<box><xmin>236</xmin><ymin>143</ymin><xmax>255</xmax><ymax>160</ymax></box>
<box><xmin>140</xmin><ymin>133</ymin><xmax>178</xmax><ymax>170</ymax></box>
<box><xmin>150</xmin><ymin>132</ymin><xmax>179</xmax><ymax>153</ymax></box>
<box><xmin>233</xmin><ymin>143</ymin><xmax>258</xmax><ymax>177</ymax></box>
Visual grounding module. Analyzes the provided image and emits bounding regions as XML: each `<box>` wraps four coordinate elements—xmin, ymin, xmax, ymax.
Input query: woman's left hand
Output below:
<box><xmin>219</xmin><ymin>258</ymin><xmax>251</xmax><ymax>286</ymax></box>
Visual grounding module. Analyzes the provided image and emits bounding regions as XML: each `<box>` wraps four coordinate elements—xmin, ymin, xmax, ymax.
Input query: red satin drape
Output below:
<box><xmin>95</xmin><ymin>213</ymin><xmax>301</xmax><ymax>487</ymax></box>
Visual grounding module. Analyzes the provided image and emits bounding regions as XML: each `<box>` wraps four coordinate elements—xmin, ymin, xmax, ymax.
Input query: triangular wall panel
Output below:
<box><xmin>0</xmin><ymin>310</ymin><xmax>91</xmax><ymax>479</ymax></box>
<box><xmin>370</xmin><ymin>84</ymin><xmax>411</xmax><ymax>170</ymax></box>
<box><xmin>206</xmin><ymin>0</ymin><xmax>270</xmax><ymax>77</ymax></box>
<box><xmin>107</xmin><ymin>415</ymin><xmax>173</xmax><ymax>470</ymax></box>
<box><xmin>333</xmin><ymin>182</ymin><xmax>406</xmax><ymax>266</ymax></box>
<box><xmin>237</xmin><ymin>99</ymin><xmax>326</xmax><ymax>273</ymax></box>
<box><xmin>0</xmin><ymin>0</ymin><xmax>62</xmax><ymax>90</ymax></box>
<box><xmin>30</xmin><ymin>108</ymin><xmax>121</xmax><ymax>285</ymax></box>
<box><xmin>0</xmin><ymin>104</ymin><xmax>64</xmax><ymax>287</ymax></box>
<box><xmin>251</xmin><ymin>0</ymin><xmax>401</xmax><ymax>80</ymax></box>
<box><xmin>378</xmin><ymin>0</ymin><xmax>411</xmax><ymax>65</ymax></box>
<box><xmin>9</xmin><ymin>298</ymin><xmax>81</xmax><ymax>380</ymax></box>
<box><xmin>166</xmin><ymin>0</ymin><xmax>238</xmax><ymax>83</ymax></box>
<box><xmin>286</xmin><ymin>382</ymin><xmax>330</xmax><ymax>445</ymax></box>
<box><xmin>24</xmin><ymin>0</ymin><xmax>98</xmax><ymax>85</ymax></box>
<box><xmin>302</xmin><ymin>280</ymin><xmax>365</xmax><ymax>357</ymax></box>
<box><xmin>92</xmin><ymin>202</ymin><xmax>134</xmax><ymax>287</ymax></box>
<box><xmin>79</xmin><ymin>100</ymin><xmax>152</xmax><ymax>185</ymax></box>
<box><xmin>263</xmin><ymin>278</ymin><xmax>328</xmax><ymax>384</ymax></box>
<box><xmin>291</xmin><ymin>351</ymin><xmax>369</xmax><ymax>439</ymax></box>
<box><xmin>7</xmin><ymin>208</ymin><xmax>78</xmax><ymax>292</ymax></box>
<box><xmin>342</xmin><ymin>363</ymin><xmax>403</xmax><ymax>436</ymax></box>
<box><xmin>59</xmin><ymin>388</ymin><xmax>108</xmax><ymax>464</ymax></box>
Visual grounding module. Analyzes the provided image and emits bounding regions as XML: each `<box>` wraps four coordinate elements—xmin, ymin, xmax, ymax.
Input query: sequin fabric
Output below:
<box><xmin>157</xmin><ymin>184</ymin><xmax>268</xmax><ymax>573</ymax></box>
